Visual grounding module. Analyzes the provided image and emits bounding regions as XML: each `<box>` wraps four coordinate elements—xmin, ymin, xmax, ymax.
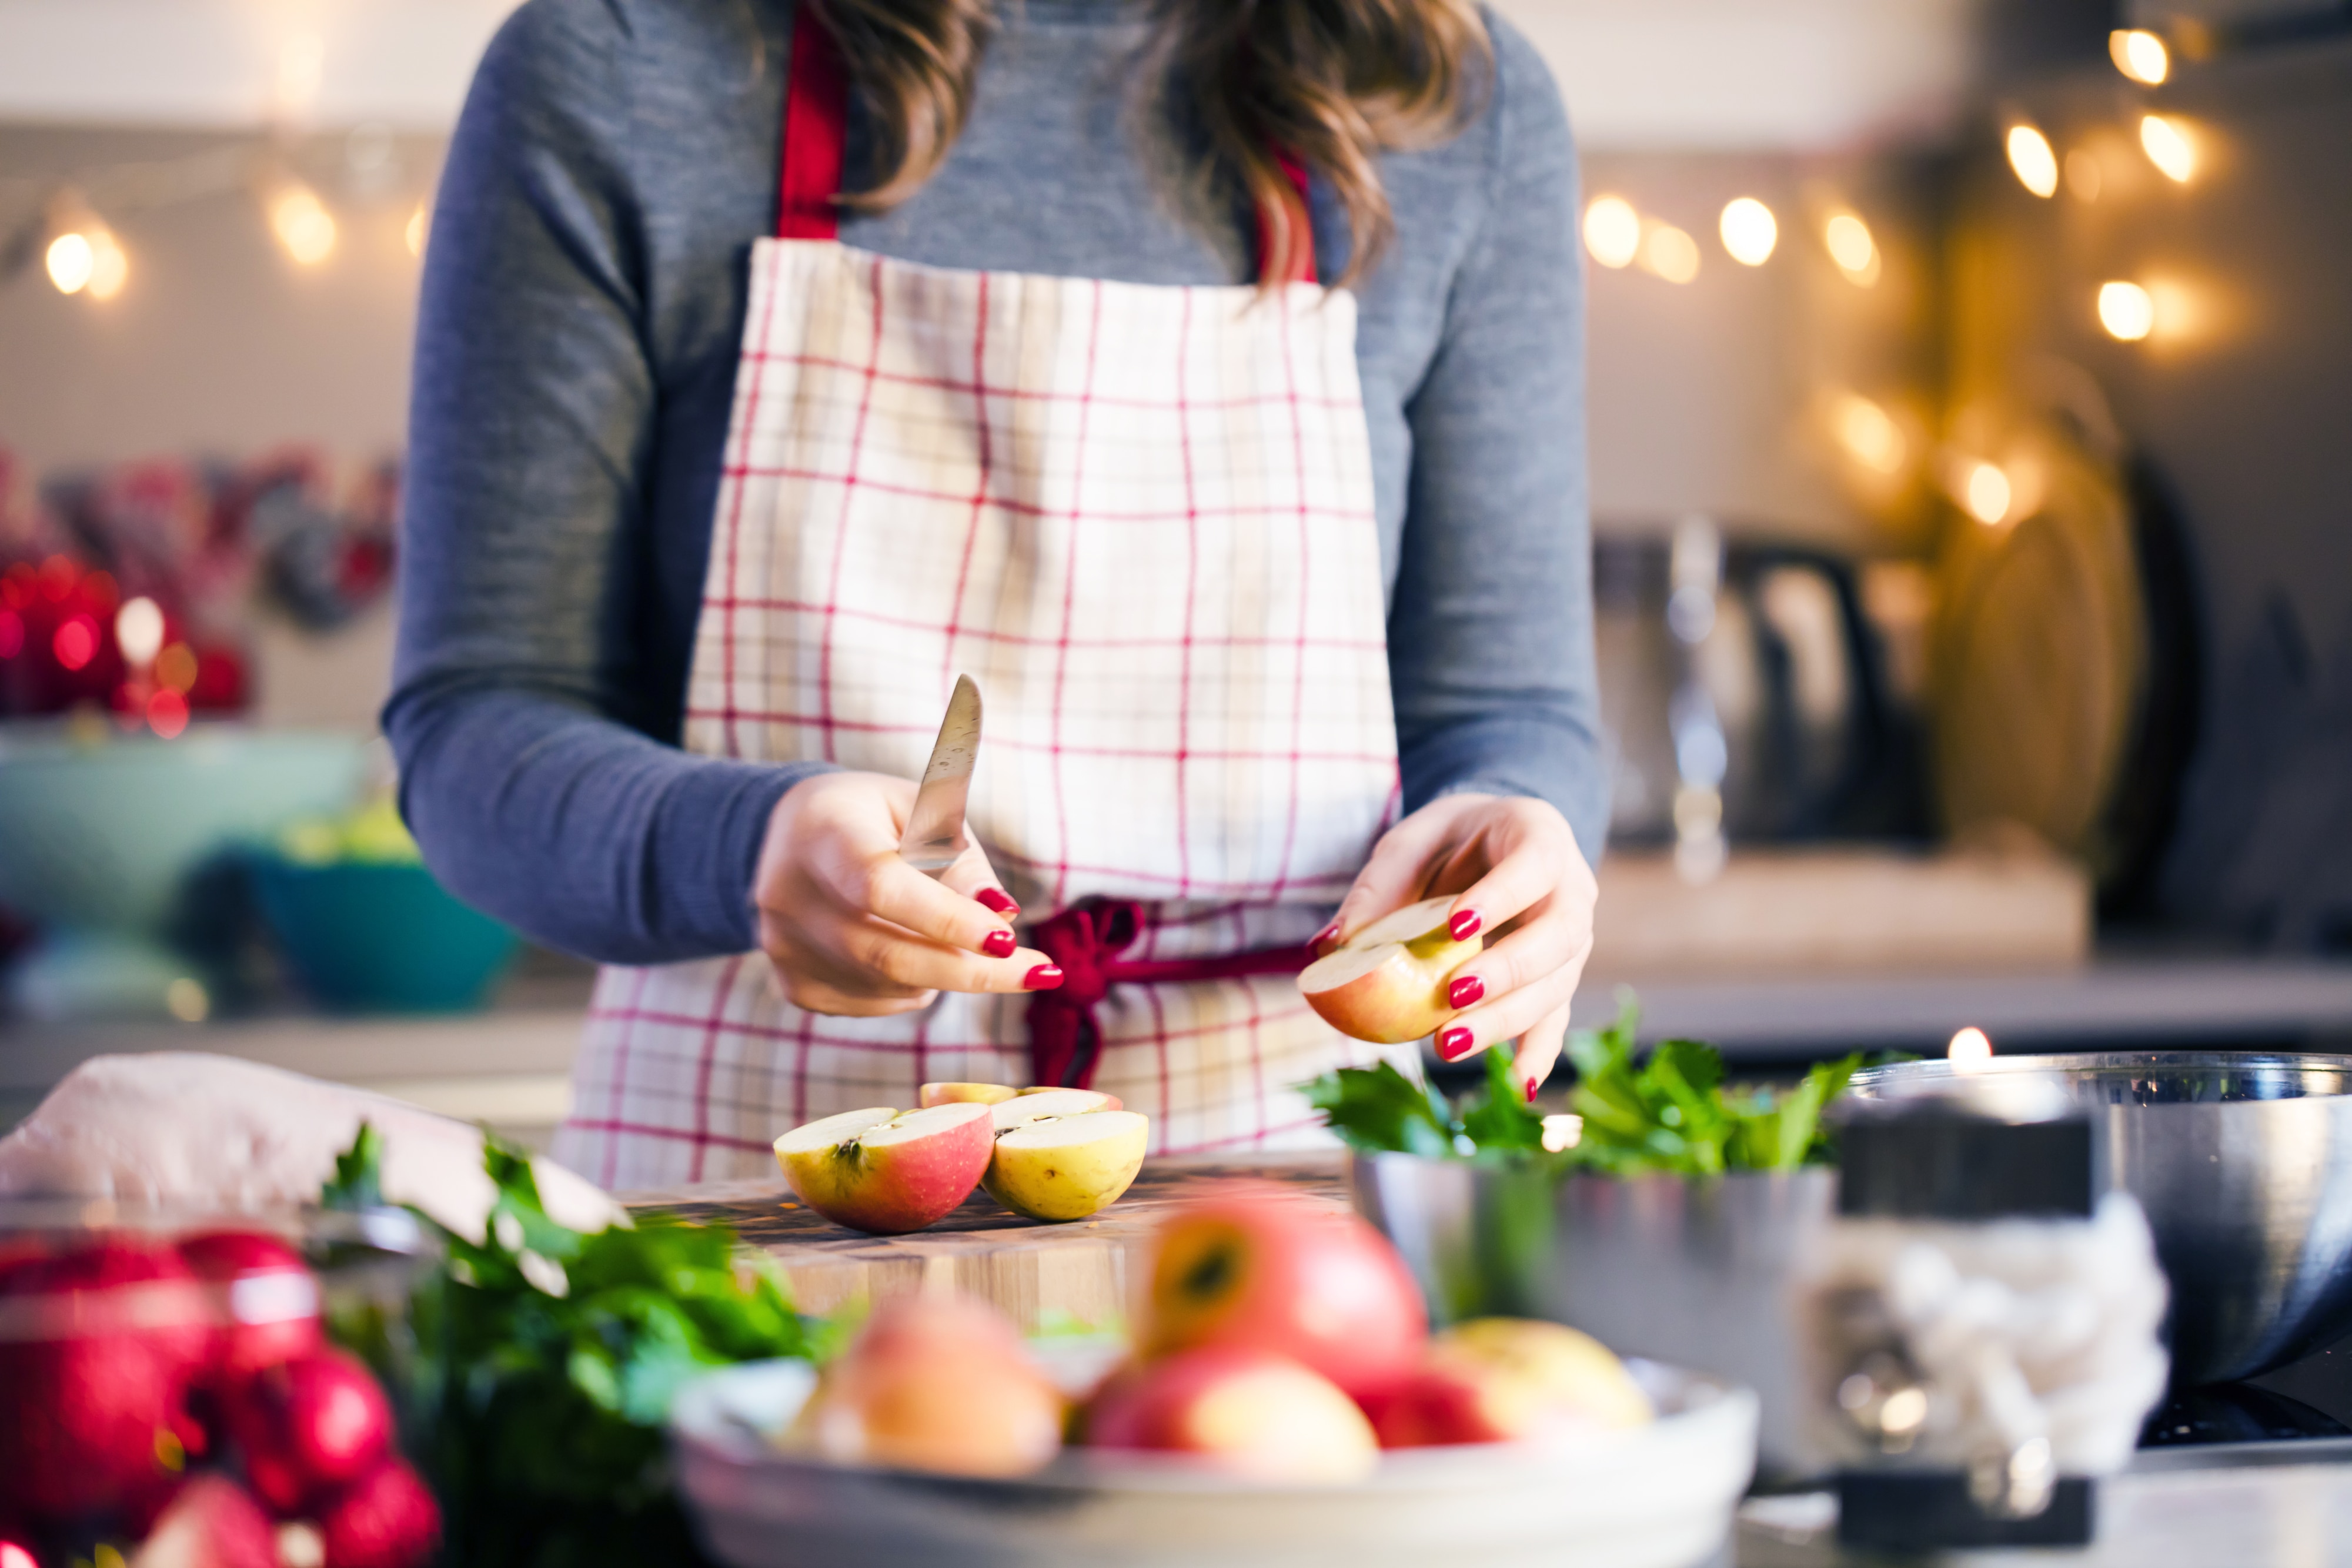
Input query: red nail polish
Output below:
<box><xmin>1449</xmin><ymin>908</ymin><xmax>1482</xmax><ymax>942</ymax></box>
<box><xmin>1313</xmin><ymin>922</ymin><xmax>1342</xmax><ymax>953</ymax></box>
<box><xmin>975</xmin><ymin>887</ymin><xmax>1021</xmax><ymax>918</ymax></box>
<box><xmin>982</xmin><ymin>928</ymin><xmax>1016</xmax><ymax>959</ymax></box>
<box><xmin>1437</xmin><ymin>1027</ymin><xmax>1475</xmax><ymax>1062</ymax></box>
<box><xmin>1025</xmin><ymin>964</ymin><xmax>1065</xmax><ymax>990</ymax></box>
<box><xmin>1525</xmin><ymin>1076</ymin><xmax>1540</xmax><ymax>1104</ymax></box>
<box><xmin>1448</xmin><ymin>975</ymin><xmax>1485</xmax><ymax>1009</ymax></box>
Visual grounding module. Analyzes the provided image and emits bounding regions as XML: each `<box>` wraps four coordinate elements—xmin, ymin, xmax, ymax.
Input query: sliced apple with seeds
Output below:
<box><xmin>918</xmin><ymin>1082</ymin><xmax>1020</xmax><ymax>1108</ymax></box>
<box><xmin>773</xmin><ymin>1104</ymin><xmax>994</xmax><ymax>1235</ymax></box>
<box><xmin>985</xmin><ymin>1110</ymin><xmax>1151</xmax><ymax>1222</ymax></box>
<box><xmin>1297</xmin><ymin>896</ymin><xmax>1482</xmax><ymax>1045</ymax></box>
<box><xmin>991</xmin><ymin>1088</ymin><xmax>1121</xmax><ymax>1132</ymax></box>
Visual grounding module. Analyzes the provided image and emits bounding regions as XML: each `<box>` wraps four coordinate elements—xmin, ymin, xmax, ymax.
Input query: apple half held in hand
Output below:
<box><xmin>917</xmin><ymin>1082</ymin><xmax>1020</xmax><ymax>1109</ymax></box>
<box><xmin>773</xmin><ymin>1104</ymin><xmax>994</xmax><ymax>1234</ymax></box>
<box><xmin>985</xmin><ymin>1108</ymin><xmax>1150</xmax><ymax>1222</ymax></box>
<box><xmin>1297</xmin><ymin>897</ymin><xmax>1482</xmax><ymax>1044</ymax></box>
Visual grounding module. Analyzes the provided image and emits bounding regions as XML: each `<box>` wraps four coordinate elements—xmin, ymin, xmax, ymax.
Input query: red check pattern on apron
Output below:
<box><xmin>553</xmin><ymin>7</ymin><xmax>1409</xmax><ymax>1192</ymax></box>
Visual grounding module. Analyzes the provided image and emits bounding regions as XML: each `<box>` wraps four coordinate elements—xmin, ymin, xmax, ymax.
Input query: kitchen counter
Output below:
<box><xmin>1735</xmin><ymin>1459</ymin><xmax>2352</xmax><ymax>1566</ymax></box>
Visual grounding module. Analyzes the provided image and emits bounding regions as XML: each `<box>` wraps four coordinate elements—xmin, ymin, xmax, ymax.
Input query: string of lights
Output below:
<box><xmin>0</xmin><ymin>131</ymin><xmax>430</xmax><ymax>302</ymax></box>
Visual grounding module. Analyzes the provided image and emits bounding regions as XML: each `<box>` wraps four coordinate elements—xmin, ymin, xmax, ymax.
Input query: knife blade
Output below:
<box><xmin>897</xmin><ymin>674</ymin><xmax>983</xmax><ymax>876</ymax></box>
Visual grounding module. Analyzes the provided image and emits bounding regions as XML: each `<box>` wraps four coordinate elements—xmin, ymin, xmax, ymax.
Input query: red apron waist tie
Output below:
<box><xmin>1025</xmin><ymin>901</ymin><xmax>1317</xmax><ymax>1091</ymax></box>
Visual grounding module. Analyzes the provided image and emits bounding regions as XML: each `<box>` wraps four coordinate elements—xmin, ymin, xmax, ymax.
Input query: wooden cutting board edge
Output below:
<box><xmin>621</xmin><ymin>1153</ymin><xmax>1351</xmax><ymax>1333</ymax></box>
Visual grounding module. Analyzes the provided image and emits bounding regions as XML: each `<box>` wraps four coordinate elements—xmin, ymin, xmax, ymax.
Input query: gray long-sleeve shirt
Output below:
<box><xmin>386</xmin><ymin>0</ymin><xmax>1602</xmax><ymax>965</ymax></box>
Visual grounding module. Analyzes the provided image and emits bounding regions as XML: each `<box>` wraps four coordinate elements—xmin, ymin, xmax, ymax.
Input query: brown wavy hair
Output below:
<box><xmin>811</xmin><ymin>0</ymin><xmax>1492</xmax><ymax>286</ymax></box>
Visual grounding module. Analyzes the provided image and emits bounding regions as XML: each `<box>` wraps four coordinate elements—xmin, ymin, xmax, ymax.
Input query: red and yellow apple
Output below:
<box><xmin>984</xmin><ymin>1110</ymin><xmax>1150</xmax><ymax>1222</ymax></box>
<box><xmin>1133</xmin><ymin>1186</ymin><xmax>1426</xmax><ymax>1400</ymax></box>
<box><xmin>794</xmin><ymin>1295</ymin><xmax>1063</xmax><ymax>1477</ymax></box>
<box><xmin>1367</xmin><ymin>1318</ymin><xmax>1653</xmax><ymax>1447</ymax></box>
<box><xmin>1083</xmin><ymin>1346</ymin><xmax>1378</xmax><ymax>1483</ymax></box>
<box><xmin>917</xmin><ymin>1082</ymin><xmax>1019</xmax><ymax>1109</ymax></box>
<box><xmin>773</xmin><ymin>1104</ymin><xmax>994</xmax><ymax>1234</ymax></box>
<box><xmin>1296</xmin><ymin>897</ymin><xmax>1481</xmax><ymax>1044</ymax></box>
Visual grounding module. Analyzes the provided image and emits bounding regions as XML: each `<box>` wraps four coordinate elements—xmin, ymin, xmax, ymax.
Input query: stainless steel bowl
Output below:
<box><xmin>1850</xmin><ymin>1051</ymin><xmax>2352</xmax><ymax>1386</ymax></box>
<box><xmin>1350</xmin><ymin>1152</ymin><xmax>1835</xmax><ymax>1479</ymax></box>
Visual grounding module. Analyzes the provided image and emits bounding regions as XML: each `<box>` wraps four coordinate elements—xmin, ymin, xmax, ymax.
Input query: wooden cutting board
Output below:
<box><xmin>620</xmin><ymin>1154</ymin><xmax>1348</xmax><ymax>1333</ymax></box>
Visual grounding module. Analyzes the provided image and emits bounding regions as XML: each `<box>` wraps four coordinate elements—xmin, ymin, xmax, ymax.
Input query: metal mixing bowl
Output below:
<box><xmin>1850</xmin><ymin>1052</ymin><xmax>2352</xmax><ymax>1386</ymax></box>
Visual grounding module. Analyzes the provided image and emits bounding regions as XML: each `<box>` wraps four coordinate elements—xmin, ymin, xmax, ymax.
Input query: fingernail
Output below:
<box><xmin>1025</xmin><ymin>964</ymin><xmax>1065</xmax><ymax>990</ymax></box>
<box><xmin>975</xmin><ymin>887</ymin><xmax>1021</xmax><ymax>918</ymax></box>
<box><xmin>1448</xmin><ymin>974</ymin><xmax>1485</xmax><ymax>1009</ymax></box>
<box><xmin>1525</xmin><ymin>1076</ymin><xmax>1541</xmax><ymax>1104</ymax></box>
<box><xmin>1449</xmin><ymin>908</ymin><xmax>1482</xmax><ymax>942</ymax></box>
<box><xmin>1313</xmin><ymin>922</ymin><xmax>1342</xmax><ymax>954</ymax></box>
<box><xmin>1437</xmin><ymin>1027</ymin><xmax>1475</xmax><ymax>1062</ymax></box>
<box><xmin>982</xmin><ymin>928</ymin><xmax>1016</xmax><ymax>959</ymax></box>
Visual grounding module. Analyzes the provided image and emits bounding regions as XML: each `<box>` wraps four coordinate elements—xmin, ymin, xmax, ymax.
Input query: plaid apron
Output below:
<box><xmin>553</xmin><ymin>8</ymin><xmax>1407</xmax><ymax>1191</ymax></box>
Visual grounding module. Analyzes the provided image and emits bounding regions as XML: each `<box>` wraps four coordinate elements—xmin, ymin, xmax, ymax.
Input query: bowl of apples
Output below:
<box><xmin>668</xmin><ymin>1185</ymin><xmax>1757</xmax><ymax>1568</ymax></box>
<box><xmin>0</xmin><ymin>1203</ymin><xmax>442</xmax><ymax>1568</ymax></box>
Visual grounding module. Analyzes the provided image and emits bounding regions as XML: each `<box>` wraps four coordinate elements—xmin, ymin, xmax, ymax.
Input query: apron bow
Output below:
<box><xmin>1025</xmin><ymin>901</ymin><xmax>1320</xmax><ymax>1092</ymax></box>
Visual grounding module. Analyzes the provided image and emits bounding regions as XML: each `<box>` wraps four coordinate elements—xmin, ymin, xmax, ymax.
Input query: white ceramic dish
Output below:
<box><xmin>669</xmin><ymin>1353</ymin><xmax>1758</xmax><ymax>1568</ymax></box>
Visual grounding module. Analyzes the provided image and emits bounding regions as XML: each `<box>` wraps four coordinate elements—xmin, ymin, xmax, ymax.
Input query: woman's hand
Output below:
<box><xmin>751</xmin><ymin>772</ymin><xmax>1061</xmax><ymax>1017</ymax></box>
<box><xmin>1327</xmin><ymin>793</ymin><xmax>1596</xmax><ymax>1102</ymax></box>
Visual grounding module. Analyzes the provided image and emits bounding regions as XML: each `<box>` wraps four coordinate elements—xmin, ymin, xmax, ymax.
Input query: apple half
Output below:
<box><xmin>773</xmin><ymin>1104</ymin><xmax>994</xmax><ymax>1234</ymax></box>
<box><xmin>918</xmin><ymin>1082</ymin><xmax>1020</xmax><ymax>1108</ymax></box>
<box><xmin>1297</xmin><ymin>897</ymin><xmax>1482</xmax><ymax>1044</ymax></box>
<box><xmin>991</xmin><ymin>1087</ymin><xmax>1122</xmax><ymax>1132</ymax></box>
<box><xmin>985</xmin><ymin>1110</ymin><xmax>1151</xmax><ymax>1222</ymax></box>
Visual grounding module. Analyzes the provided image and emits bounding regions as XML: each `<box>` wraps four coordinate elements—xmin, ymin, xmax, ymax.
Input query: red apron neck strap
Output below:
<box><xmin>777</xmin><ymin>2</ymin><xmax>848</xmax><ymax>241</ymax></box>
<box><xmin>776</xmin><ymin>4</ymin><xmax>1317</xmax><ymax>282</ymax></box>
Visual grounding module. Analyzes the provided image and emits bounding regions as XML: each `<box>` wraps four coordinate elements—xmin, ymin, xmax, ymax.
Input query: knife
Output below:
<box><xmin>897</xmin><ymin>674</ymin><xmax>983</xmax><ymax>876</ymax></box>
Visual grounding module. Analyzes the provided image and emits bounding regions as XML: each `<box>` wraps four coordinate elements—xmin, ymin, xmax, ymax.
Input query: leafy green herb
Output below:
<box><xmin>325</xmin><ymin>1125</ymin><xmax>828</xmax><ymax>1567</ymax></box>
<box><xmin>1302</xmin><ymin>992</ymin><xmax>1860</xmax><ymax>1177</ymax></box>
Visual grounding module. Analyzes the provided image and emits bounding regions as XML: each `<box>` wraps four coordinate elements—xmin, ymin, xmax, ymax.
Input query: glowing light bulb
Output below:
<box><xmin>1638</xmin><ymin>222</ymin><xmax>1700</xmax><ymax>284</ymax></box>
<box><xmin>46</xmin><ymin>232</ymin><xmax>93</xmax><ymax>294</ymax></box>
<box><xmin>116</xmin><ymin>596</ymin><xmax>165</xmax><ymax>666</ymax></box>
<box><xmin>270</xmin><ymin>182</ymin><xmax>338</xmax><ymax>266</ymax></box>
<box><xmin>2111</xmin><ymin>28</ymin><xmax>2170</xmax><ymax>86</ymax></box>
<box><xmin>2140</xmin><ymin>114</ymin><xmax>2196</xmax><ymax>183</ymax></box>
<box><xmin>2006</xmin><ymin>126</ymin><xmax>2059</xmax><ymax>198</ymax></box>
<box><xmin>1583</xmin><ymin>196</ymin><xmax>1641</xmax><ymax>270</ymax></box>
<box><xmin>1963</xmin><ymin>463</ymin><xmax>2013</xmax><ymax>526</ymax></box>
<box><xmin>1833</xmin><ymin>394</ymin><xmax>1907</xmax><ymax>475</ymax></box>
<box><xmin>1719</xmin><ymin>197</ymin><xmax>1778</xmax><ymax>266</ymax></box>
<box><xmin>1824</xmin><ymin>213</ymin><xmax>1879</xmax><ymax>286</ymax></box>
<box><xmin>2099</xmin><ymin>280</ymin><xmax>2155</xmax><ymax>341</ymax></box>
<box><xmin>405</xmin><ymin>204</ymin><xmax>427</xmax><ymax>258</ymax></box>
<box><xmin>1949</xmin><ymin>1026</ymin><xmax>1993</xmax><ymax>1065</ymax></box>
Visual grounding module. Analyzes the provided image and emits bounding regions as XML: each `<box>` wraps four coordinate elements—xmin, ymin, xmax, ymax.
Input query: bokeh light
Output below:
<box><xmin>1833</xmin><ymin>393</ymin><xmax>1907</xmax><ymax>475</ymax></box>
<box><xmin>2006</xmin><ymin>126</ymin><xmax>2059</xmax><ymax>198</ymax></box>
<box><xmin>405</xmin><ymin>204</ymin><xmax>427</xmax><ymax>258</ymax></box>
<box><xmin>1639</xmin><ymin>222</ymin><xmax>1701</xmax><ymax>284</ymax></box>
<box><xmin>1963</xmin><ymin>462</ymin><xmax>2013</xmax><ymax>526</ymax></box>
<box><xmin>53</xmin><ymin>614</ymin><xmax>98</xmax><ymax>671</ymax></box>
<box><xmin>2111</xmin><ymin>28</ymin><xmax>2170</xmax><ymax>86</ymax></box>
<box><xmin>46</xmin><ymin>232</ymin><xmax>93</xmax><ymax>294</ymax></box>
<box><xmin>148</xmin><ymin>687</ymin><xmax>191</xmax><ymax>739</ymax></box>
<box><xmin>1719</xmin><ymin>198</ymin><xmax>1778</xmax><ymax>266</ymax></box>
<box><xmin>2099</xmin><ymin>280</ymin><xmax>2156</xmax><ymax>341</ymax></box>
<box><xmin>1583</xmin><ymin>195</ymin><xmax>1641</xmax><ymax>270</ymax></box>
<box><xmin>1824</xmin><ymin>213</ymin><xmax>1880</xmax><ymax>286</ymax></box>
<box><xmin>270</xmin><ymin>182</ymin><xmax>339</xmax><ymax>265</ymax></box>
<box><xmin>156</xmin><ymin>641</ymin><xmax>201</xmax><ymax>694</ymax></box>
<box><xmin>116</xmin><ymin>596</ymin><xmax>165</xmax><ymax>666</ymax></box>
<box><xmin>2140</xmin><ymin>115</ymin><xmax>2196</xmax><ymax>183</ymax></box>
<box><xmin>1949</xmin><ymin>1026</ymin><xmax>1994</xmax><ymax>1064</ymax></box>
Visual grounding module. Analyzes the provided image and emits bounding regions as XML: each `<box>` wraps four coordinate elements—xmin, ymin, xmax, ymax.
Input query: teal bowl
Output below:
<box><xmin>250</xmin><ymin>857</ymin><xmax>519</xmax><ymax>1014</ymax></box>
<box><xmin>0</xmin><ymin>724</ymin><xmax>367</xmax><ymax>934</ymax></box>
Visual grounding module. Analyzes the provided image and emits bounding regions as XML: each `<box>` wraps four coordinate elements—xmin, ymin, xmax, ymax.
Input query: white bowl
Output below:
<box><xmin>670</xmin><ymin>1355</ymin><xmax>1758</xmax><ymax>1568</ymax></box>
